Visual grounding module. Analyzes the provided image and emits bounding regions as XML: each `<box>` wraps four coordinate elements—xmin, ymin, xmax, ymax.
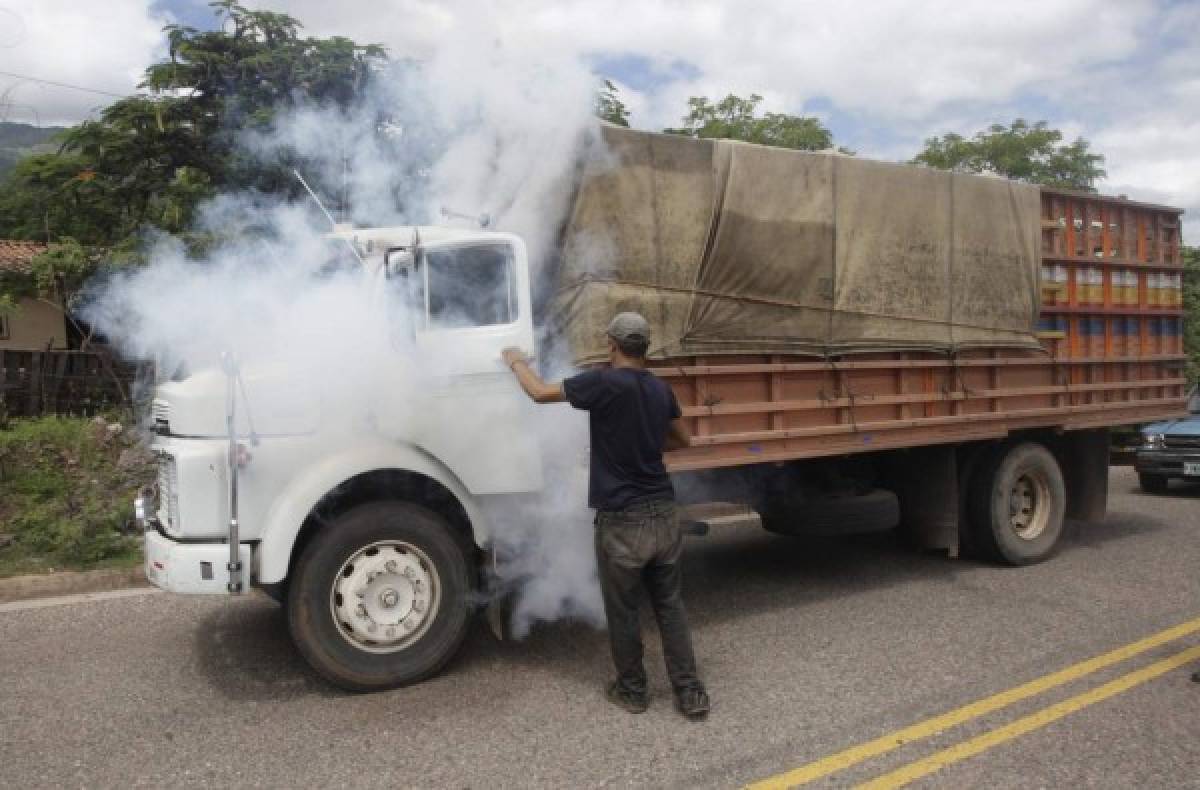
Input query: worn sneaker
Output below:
<box><xmin>606</xmin><ymin>682</ymin><xmax>649</xmax><ymax>714</ymax></box>
<box><xmin>674</xmin><ymin>686</ymin><xmax>710</xmax><ymax>720</ymax></box>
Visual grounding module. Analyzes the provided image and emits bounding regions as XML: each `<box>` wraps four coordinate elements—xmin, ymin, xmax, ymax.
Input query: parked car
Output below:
<box><xmin>1136</xmin><ymin>387</ymin><xmax>1200</xmax><ymax>493</ymax></box>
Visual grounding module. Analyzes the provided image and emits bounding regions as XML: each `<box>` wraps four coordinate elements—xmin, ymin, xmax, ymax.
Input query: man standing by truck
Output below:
<box><xmin>502</xmin><ymin>312</ymin><xmax>711</xmax><ymax>719</ymax></box>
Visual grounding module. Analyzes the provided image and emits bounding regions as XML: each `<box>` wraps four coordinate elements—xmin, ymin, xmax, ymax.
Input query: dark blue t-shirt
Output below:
<box><xmin>563</xmin><ymin>367</ymin><xmax>681</xmax><ymax>511</ymax></box>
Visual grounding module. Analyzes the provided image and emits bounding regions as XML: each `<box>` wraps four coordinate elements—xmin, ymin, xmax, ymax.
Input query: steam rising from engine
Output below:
<box><xmin>82</xmin><ymin>19</ymin><xmax>612</xmax><ymax>636</ymax></box>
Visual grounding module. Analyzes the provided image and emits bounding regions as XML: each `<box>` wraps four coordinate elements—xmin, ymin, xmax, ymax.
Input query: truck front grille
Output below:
<box><xmin>151</xmin><ymin>400</ymin><xmax>170</xmax><ymax>435</ymax></box>
<box><xmin>157</xmin><ymin>454</ymin><xmax>179</xmax><ymax>530</ymax></box>
<box><xmin>1163</xmin><ymin>435</ymin><xmax>1200</xmax><ymax>450</ymax></box>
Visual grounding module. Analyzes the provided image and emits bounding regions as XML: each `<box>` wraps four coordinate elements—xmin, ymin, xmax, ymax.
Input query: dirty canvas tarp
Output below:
<box><xmin>550</xmin><ymin>126</ymin><xmax>1043</xmax><ymax>364</ymax></box>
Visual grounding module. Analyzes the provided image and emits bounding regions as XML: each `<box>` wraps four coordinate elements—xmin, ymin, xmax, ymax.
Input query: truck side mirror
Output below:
<box><xmin>384</xmin><ymin>248</ymin><xmax>415</xmax><ymax>279</ymax></box>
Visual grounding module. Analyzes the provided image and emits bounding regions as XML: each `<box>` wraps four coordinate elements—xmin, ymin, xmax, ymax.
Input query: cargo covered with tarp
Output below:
<box><xmin>550</xmin><ymin>126</ymin><xmax>1043</xmax><ymax>364</ymax></box>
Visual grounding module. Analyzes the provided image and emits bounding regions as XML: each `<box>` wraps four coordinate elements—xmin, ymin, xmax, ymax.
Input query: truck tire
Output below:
<box><xmin>1138</xmin><ymin>473</ymin><xmax>1169</xmax><ymax>494</ymax></box>
<box><xmin>286</xmin><ymin>501</ymin><xmax>473</xmax><ymax>692</ymax></box>
<box><xmin>762</xmin><ymin>488</ymin><xmax>900</xmax><ymax>536</ymax></box>
<box><xmin>968</xmin><ymin>442</ymin><xmax>1065</xmax><ymax>566</ymax></box>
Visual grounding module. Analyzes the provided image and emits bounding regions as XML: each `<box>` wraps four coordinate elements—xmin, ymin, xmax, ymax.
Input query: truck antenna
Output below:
<box><xmin>292</xmin><ymin>169</ymin><xmax>365</xmax><ymax>267</ymax></box>
<box><xmin>293</xmin><ymin>169</ymin><xmax>337</xmax><ymax>229</ymax></box>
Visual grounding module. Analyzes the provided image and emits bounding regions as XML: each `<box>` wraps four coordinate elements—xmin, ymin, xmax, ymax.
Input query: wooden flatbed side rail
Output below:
<box><xmin>656</xmin><ymin>348</ymin><xmax>1187</xmax><ymax>472</ymax></box>
<box><xmin>652</xmin><ymin>354</ymin><xmax>1187</xmax><ymax>377</ymax></box>
<box><xmin>677</xmin><ymin>377</ymin><xmax>1187</xmax><ymax>419</ymax></box>
<box><xmin>682</xmin><ymin>396</ymin><xmax>1186</xmax><ymax>449</ymax></box>
<box><xmin>666</xmin><ymin>400</ymin><xmax>1187</xmax><ymax>473</ymax></box>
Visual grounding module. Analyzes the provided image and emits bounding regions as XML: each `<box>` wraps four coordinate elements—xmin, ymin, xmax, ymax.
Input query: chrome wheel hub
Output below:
<box><xmin>331</xmin><ymin>541</ymin><xmax>440</xmax><ymax>653</ymax></box>
<box><xmin>1008</xmin><ymin>472</ymin><xmax>1049</xmax><ymax>541</ymax></box>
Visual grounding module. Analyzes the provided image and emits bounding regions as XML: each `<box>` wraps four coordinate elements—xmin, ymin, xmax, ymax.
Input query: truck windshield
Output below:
<box><xmin>423</xmin><ymin>244</ymin><xmax>516</xmax><ymax>329</ymax></box>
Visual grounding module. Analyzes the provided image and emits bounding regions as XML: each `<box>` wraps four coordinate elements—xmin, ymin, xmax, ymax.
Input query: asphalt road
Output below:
<box><xmin>2</xmin><ymin>467</ymin><xmax>1198</xmax><ymax>789</ymax></box>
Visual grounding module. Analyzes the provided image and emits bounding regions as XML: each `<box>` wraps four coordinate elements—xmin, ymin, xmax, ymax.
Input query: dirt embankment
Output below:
<box><xmin>0</xmin><ymin>414</ymin><xmax>154</xmax><ymax>578</ymax></box>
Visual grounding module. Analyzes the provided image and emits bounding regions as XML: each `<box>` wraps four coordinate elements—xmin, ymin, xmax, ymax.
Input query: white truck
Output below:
<box><xmin>140</xmin><ymin>226</ymin><xmax>545</xmax><ymax>691</ymax></box>
<box><xmin>137</xmin><ymin>128</ymin><xmax>1189</xmax><ymax>691</ymax></box>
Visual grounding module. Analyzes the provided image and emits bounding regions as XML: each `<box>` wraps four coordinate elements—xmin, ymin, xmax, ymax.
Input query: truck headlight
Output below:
<box><xmin>157</xmin><ymin>453</ymin><xmax>180</xmax><ymax>531</ymax></box>
<box><xmin>1142</xmin><ymin>433</ymin><xmax>1165</xmax><ymax>450</ymax></box>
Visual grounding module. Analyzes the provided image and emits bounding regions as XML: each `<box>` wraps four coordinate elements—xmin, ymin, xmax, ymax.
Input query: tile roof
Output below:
<box><xmin>0</xmin><ymin>240</ymin><xmax>47</xmax><ymax>274</ymax></box>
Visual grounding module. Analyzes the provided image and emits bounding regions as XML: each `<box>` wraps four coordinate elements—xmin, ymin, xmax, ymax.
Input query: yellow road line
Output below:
<box><xmin>856</xmin><ymin>643</ymin><xmax>1200</xmax><ymax>789</ymax></box>
<box><xmin>746</xmin><ymin>616</ymin><xmax>1200</xmax><ymax>790</ymax></box>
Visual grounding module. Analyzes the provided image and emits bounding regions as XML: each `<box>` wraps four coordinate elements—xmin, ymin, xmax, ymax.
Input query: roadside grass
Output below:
<box><xmin>0</xmin><ymin>414</ymin><xmax>154</xmax><ymax>578</ymax></box>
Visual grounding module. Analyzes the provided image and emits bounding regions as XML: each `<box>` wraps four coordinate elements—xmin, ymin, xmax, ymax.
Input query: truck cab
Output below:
<box><xmin>139</xmin><ymin>226</ymin><xmax>544</xmax><ymax>690</ymax></box>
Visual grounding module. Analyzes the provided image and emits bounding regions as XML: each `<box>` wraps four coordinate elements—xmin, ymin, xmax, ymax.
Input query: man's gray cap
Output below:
<box><xmin>606</xmin><ymin>311</ymin><xmax>651</xmax><ymax>344</ymax></box>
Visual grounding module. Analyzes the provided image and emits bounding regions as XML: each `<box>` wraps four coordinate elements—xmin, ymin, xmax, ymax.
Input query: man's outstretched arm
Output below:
<box><xmin>502</xmin><ymin>348</ymin><xmax>566</xmax><ymax>404</ymax></box>
<box><xmin>664</xmin><ymin>417</ymin><xmax>691</xmax><ymax>451</ymax></box>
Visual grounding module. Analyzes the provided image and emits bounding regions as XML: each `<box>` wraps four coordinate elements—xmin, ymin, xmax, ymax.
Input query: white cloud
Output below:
<box><xmin>1096</xmin><ymin>114</ymin><xmax>1200</xmax><ymax>235</ymax></box>
<box><xmin>259</xmin><ymin>0</ymin><xmax>1199</xmax><ymax>239</ymax></box>
<box><xmin>256</xmin><ymin>0</ymin><xmax>1152</xmax><ymax>120</ymax></box>
<box><xmin>0</xmin><ymin>0</ymin><xmax>168</xmax><ymax>124</ymax></box>
<box><xmin>1</xmin><ymin>0</ymin><xmax>1197</xmax><ymax>239</ymax></box>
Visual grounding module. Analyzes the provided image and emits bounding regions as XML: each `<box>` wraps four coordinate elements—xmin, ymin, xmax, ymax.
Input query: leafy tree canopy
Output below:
<box><xmin>664</xmin><ymin>93</ymin><xmax>843</xmax><ymax>152</ymax></box>
<box><xmin>912</xmin><ymin>119</ymin><xmax>1105</xmax><ymax>191</ymax></box>
<box><xmin>0</xmin><ymin>0</ymin><xmax>385</xmax><ymax>263</ymax></box>
<box><xmin>1182</xmin><ymin>245</ymin><xmax>1200</xmax><ymax>386</ymax></box>
<box><xmin>595</xmin><ymin>79</ymin><xmax>630</xmax><ymax>127</ymax></box>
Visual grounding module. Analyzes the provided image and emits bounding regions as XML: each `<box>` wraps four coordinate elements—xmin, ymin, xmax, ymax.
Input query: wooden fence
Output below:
<box><xmin>0</xmin><ymin>349</ymin><xmax>147</xmax><ymax>419</ymax></box>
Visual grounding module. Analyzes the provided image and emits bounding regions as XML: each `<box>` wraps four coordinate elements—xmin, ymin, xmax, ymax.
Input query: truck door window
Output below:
<box><xmin>424</xmin><ymin>244</ymin><xmax>516</xmax><ymax>329</ymax></box>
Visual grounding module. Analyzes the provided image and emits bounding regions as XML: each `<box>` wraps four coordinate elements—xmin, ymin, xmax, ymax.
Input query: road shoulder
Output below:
<box><xmin>0</xmin><ymin>566</ymin><xmax>148</xmax><ymax>604</ymax></box>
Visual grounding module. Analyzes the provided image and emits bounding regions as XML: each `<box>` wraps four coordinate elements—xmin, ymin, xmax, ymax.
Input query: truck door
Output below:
<box><xmin>406</xmin><ymin>235</ymin><xmax>543</xmax><ymax>494</ymax></box>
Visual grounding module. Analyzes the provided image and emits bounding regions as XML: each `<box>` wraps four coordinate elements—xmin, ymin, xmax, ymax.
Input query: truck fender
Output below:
<box><xmin>256</xmin><ymin>440</ymin><xmax>489</xmax><ymax>584</ymax></box>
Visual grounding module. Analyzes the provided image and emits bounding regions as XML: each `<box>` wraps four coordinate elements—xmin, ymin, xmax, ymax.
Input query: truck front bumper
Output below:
<box><xmin>143</xmin><ymin>526</ymin><xmax>253</xmax><ymax>595</ymax></box>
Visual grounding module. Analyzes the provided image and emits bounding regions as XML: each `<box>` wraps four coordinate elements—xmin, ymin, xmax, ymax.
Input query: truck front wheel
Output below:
<box><xmin>287</xmin><ymin>501</ymin><xmax>473</xmax><ymax>692</ymax></box>
<box><xmin>967</xmin><ymin>442</ymin><xmax>1066</xmax><ymax>566</ymax></box>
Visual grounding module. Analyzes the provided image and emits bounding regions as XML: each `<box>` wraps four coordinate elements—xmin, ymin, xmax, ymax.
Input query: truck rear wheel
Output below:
<box><xmin>286</xmin><ymin>501</ymin><xmax>473</xmax><ymax>692</ymax></box>
<box><xmin>968</xmin><ymin>442</ymin><xmax>1065</xmax><ymax>566</ymax></box>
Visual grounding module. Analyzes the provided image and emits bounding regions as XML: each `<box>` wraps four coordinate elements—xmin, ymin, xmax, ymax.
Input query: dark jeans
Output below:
<box><xmin>595</xmin><ymin>499</ymin><xmax>702</xmax><ymax>696</ymax></box>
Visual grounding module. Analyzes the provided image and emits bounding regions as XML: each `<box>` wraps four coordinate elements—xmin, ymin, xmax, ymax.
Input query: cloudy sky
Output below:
<box><xmin>1</xmin><ymin>0</ymin><xmax>1197</xmax><ymax>240</ymax></box>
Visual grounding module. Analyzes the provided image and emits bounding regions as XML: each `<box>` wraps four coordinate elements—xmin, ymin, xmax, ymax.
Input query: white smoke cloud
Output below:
<box><xmin>83</xmin><ymin>19</ymin><xmax>609</xmax><ymax>636</ymax></box>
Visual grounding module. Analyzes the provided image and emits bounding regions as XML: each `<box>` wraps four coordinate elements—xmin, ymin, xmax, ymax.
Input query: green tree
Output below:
<box><xmin>912</xmin><ymin>119</ymin><xmax>1105</xmax><ymax>191</ymax></box>
<box><xmin>0</xmin><ymin>1</ymin><xmax>384</xmax><ymax>248</ymax></box>
<box><xmin>664</xmin><ymin>93</ymin><xmax>841</xmax><ymax>152</ymax></box>
<box><xmin>595</xmin><ymin>79</ymin><xmax>630</xmax><ymax>127</ymax></box>
<box><xmin>0</xmin><ymin>1</ymin><xmax>385</xmax><ymax>325</ymax></box>
<box><xmin>1183</xmin><ymin>245</ymin><xmax>1200</xmax><ymax>386</ymax></box>
<box><xmin>0</xmin><ymin>152</ymin><xmax>123</xmax><ymax>243</ymax></box>
<box><xmin>142</xmin><ymin>1</ymin><xmax>384</xmax><ymax>196</ymax></box>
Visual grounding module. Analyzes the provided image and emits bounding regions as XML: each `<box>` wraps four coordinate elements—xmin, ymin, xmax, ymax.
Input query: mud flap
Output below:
<box><xmin>482</xmin><ymin>549</ymin><xmax>517</xmax><ymax>641</ymax></box>
<box><xmin>485</xmin><ymin>593</ymin><xmax>512</xmax><ymax>641</ymax></box>
<box><xmin>885</xmin><ymin>446</ymin><xmax>960</xmax><ymax>557</ymax></box>
<box><xmin>1058</xmin><ymin>428</ymin><xmax>1109</xmax><ymax>522</ymax></box>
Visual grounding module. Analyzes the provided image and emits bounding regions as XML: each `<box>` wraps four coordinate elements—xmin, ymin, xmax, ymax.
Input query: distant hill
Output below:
<box><xmin>0</xmin><ymin>121</ymin><xmax>70</xmax><ymax>180</ymax></box>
